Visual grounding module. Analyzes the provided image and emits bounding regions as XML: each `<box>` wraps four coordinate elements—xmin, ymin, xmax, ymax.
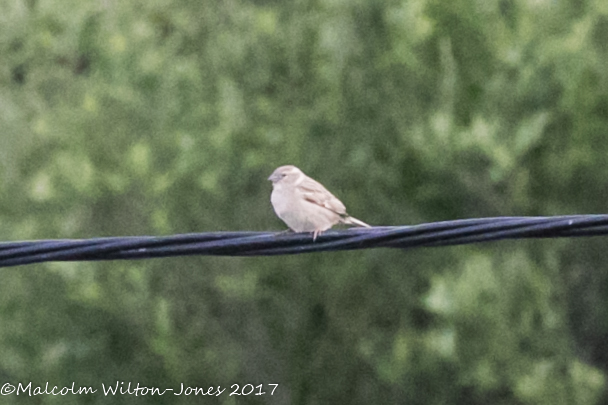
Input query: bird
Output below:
<box><xmin>268</xmin><ymin>165</ymin><xmax>370</xmax><ymax>240</ymax></box>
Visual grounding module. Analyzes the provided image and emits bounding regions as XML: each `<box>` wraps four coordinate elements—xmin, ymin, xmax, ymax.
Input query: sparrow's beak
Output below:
<box><xmin>268</xmin><ymin>173</ymin><xmax>280</xmax><ymax>182</ymax></box>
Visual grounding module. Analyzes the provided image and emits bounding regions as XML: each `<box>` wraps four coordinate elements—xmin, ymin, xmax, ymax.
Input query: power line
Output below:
<box><xmin>1</xmin><ymin>215</ymin><xmax>607</xmax><ymax>267</ymax></box>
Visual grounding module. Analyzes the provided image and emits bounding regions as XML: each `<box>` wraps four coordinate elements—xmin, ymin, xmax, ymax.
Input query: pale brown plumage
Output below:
<box><xmin>268</xmin><ymin>165</ymin><xmax>370</xmax><ymax>240</ymax></box>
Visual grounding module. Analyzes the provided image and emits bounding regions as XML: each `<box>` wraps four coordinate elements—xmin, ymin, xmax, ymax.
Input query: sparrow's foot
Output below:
<box><xmin>312</xmin><ymin>230</ymin><xmax>324</xmax><ymax>241</ymax></box>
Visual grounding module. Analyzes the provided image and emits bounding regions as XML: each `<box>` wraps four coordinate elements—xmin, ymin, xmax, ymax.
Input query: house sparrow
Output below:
<box><xmin>268</xmin><ymin>165</ymin><xmax>370</xmax><ymax>240</ymax></box>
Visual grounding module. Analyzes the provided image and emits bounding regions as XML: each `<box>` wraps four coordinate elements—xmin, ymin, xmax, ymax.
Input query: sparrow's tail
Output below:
<box><xmin>342</xmin><ymin>216</ymin><xmax>371</xmax><ymax>228</ymax></box>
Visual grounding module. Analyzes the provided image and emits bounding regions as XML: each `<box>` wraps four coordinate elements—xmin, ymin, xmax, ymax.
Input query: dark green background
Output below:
<box><xmin>1</xmin><ymin>0</ymin><xmax>608</xmax><ymax>403</ymax></box>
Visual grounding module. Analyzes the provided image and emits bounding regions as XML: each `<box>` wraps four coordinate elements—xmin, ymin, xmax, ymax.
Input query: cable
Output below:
<box><xmin>0</xmin><ymin>215</ymin><xmax>607</xmax><ymax>267</ymax></box>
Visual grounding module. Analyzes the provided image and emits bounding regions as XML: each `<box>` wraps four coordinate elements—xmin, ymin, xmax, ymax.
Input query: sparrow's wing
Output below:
<box><xmin>299</xmin><ymin>176</ymin><xmax>347</xmax><ymax>215</ymax></box>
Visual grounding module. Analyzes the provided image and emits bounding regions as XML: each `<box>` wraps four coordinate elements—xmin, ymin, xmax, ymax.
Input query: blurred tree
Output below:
<box><xmin>0</xmin><ymin>0</ymin><xmax>607</xmax><ymax>403</ymax></box>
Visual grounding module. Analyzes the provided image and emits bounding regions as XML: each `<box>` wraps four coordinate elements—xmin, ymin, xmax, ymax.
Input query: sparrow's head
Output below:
<box><xmin>268</xmin><ymin>165</ymin><xmax>303</xmax><ymax>185</ymax></box>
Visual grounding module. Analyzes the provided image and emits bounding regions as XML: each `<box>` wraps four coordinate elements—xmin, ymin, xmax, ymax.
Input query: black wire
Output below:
<box><xmin>0</xmin><ymin>215</ymin><xmax>607</xmax><ymax>267</ymax></box>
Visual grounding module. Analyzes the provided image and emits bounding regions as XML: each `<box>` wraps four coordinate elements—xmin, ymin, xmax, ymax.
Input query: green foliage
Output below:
<box><xmin>1</xmin><ymin>0</ymin><xmax>608</xmax><ymax>403</ymax></box>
